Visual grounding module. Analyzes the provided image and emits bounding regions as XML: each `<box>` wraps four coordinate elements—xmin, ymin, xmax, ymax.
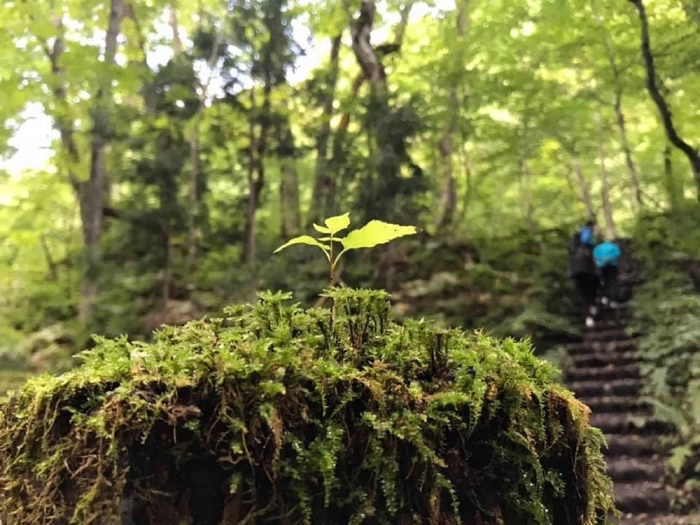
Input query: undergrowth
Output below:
<box><xmin>629</xmin><ymin>272</ymin><xmax>700</xmax><ymax>507</ymax></box>
<box><xmin>629</xmin><ymin>206</ymin><xmax>700</xmax><ymax>507</ymax></box>
<box><xmin>392</xmin><ymin>231</ymin><xmax>578</xmax><ymax>351</ymax></box>
<box><xmin>0</xmin><ymin>289</ymin><xmax>615</xmax><ymax>525</ymax></box>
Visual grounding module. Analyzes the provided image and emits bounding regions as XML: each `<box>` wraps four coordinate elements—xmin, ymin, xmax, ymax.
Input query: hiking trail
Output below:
<box><xmin>564</xmin><ymin>256</ymin><xmax>700</xmax><ymax>524</ymax></box>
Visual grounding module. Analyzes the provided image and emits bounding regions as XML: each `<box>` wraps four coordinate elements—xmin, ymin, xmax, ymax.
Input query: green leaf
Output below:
<box><xmin>313</xmin><ymin>224</ymin><xmax>331</xmax><ymax>234</ymax></box>
<box><xmin>324</xmin><ymin>213</ymin><xmax>351</xmax><ymax>235</ymax></box>
<box><xmin>273</xmin><ymin>236</ymin><xmax>331</xmax><ymax>259</ymax></box>
<box><xmin>338</xmin><ymin>221</ymin><xmax>419</xmax><ymax>253</ymax></box>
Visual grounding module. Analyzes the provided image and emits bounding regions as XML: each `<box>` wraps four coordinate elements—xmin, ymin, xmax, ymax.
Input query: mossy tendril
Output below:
<box><xmin>0</xmin><ymin>289</ymin><xmax>616</xmax><ymax>524</ymax></box>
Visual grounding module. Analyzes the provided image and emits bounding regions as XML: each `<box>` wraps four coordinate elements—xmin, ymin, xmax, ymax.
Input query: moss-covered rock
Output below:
<box><xmin>0</xmin><ymin>289</ymin><xmax>615</xmax><ymax>525</ymax></box>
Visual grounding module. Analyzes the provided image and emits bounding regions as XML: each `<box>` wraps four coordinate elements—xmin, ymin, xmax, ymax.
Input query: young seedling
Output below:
<box><xmin>274</xmin><ymin>213</ymin><xmax>419</xmax><ymax>279</ymax></box>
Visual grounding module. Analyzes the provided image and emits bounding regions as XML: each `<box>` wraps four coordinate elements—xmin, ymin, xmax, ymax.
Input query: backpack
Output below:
<box><xmin>579</xmin><ymin>226</ymin><xmax>593</xmax><ymax>246</ymax></box>
<box><xmin>593</xmin><ymin>242</ymin><xmax>621</xmax><ymax>267</ymax></box>
<box><xmin>569</xmin><ymin>232</ymin><xmax>595</xmax><ymax>276</ymax></box>
<box><xmin>569</xmin><ymin>232</ymin><xmax>582</xmax><ymax>253</ymax></box>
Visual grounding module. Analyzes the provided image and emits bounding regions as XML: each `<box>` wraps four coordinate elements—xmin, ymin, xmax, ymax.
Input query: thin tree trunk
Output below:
<box><xmin>169</xmin><ymin>4</ymin><xmax>182</xmax><ymax>55</ymax></box>
<box><xmin>437</xmin><ymin>125</ymin><xmax>456</xmax><ymax>228</ymax></box>
<box><xmin>571</xmin><ymin>157</ymin><xmax>596</xmax><ymax>220</ymax></box>
<box><xmin>187</xmin><ymin>116</ymin><xmax>201</xmax><ymax>277</ymax></box>
<box><xmin>593</xmin><ymin>0</ymin><xmax>643</xmax><ymax>207</ymax></box>
<box><xmin>186</xmin><ymin>30</ymin><xmax>221</xmax><ymax>279</ymax></box>
<box><xmin>521</xmin><ymin>159</ymin><xmax>535</xmax><ymax>229</ymax></box>
<box><xmin>40</xmin><ymin>235</ymin><xmax>58</xmax><ymax>281</ymax></box>
<box><xmin>629</xmin><ymin>0</ymin><xmax>700</xmax><ymax>199</ymax></box>
<box><xmin>612</xmin><ymin>93</ymin><xmax>643</xmax><ymax>207</ymax></box>
<box><xmin>79</xmin><ymin>0</ymin><xmax>125</xmax><ymax>319</ymax></box>
<box><xmin>325</xmin><ymin>72</ymin><xmax>366</xmax><ymax>216</ymax></box>
<box><xmin>243</xmin><ymin>20</ymin><xmax>273</xmax><ymax>269</ymax></box>
<box><xmin>664</xmin><ymin>143</ymin><xmax>681</xmax><ymax>210</ymax></box>
<box><xmin>596</xmin><ymin>113</ymin><xmax>617</xmax><ymax>239</ymax></box>
<box><xmin>279</xmin><ymin>104</ymin><xmax>301</xmax><ymax>238</ymax></box>
<box><xmin>455</xmin><ymin>140</ymin><xmax>473</xmax><ymax>225</ymax></box>
<box><xmin>244</xmin><ymin>89</ymin><xmax>258</xmax><ymax>268</ymax></box>
<box><xmin>162</xmin><ymin>224</ymin><xmax>172</xmax><ymax>308</ymax></box>
<box><xmin>309</xmin><ymin>35</ymin><xmax>342</xmax><ymax>225</ymax></box>
<box><xmin>437</xmin><ymin>0</ymin><xmax>470</xmax><ymax>230</ymax></box>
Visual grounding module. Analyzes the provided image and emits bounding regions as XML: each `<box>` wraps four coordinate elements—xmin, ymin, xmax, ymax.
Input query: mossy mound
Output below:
<box><xmin>0</xmin><ymin>289</ymin><xmax>615</xmax><ymax>525</ymax></box>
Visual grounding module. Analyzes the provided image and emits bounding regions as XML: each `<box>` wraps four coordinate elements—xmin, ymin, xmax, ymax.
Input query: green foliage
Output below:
<box><xmin>0</xmin><ymin>290</ymin><xmax>616</xmax><ymax>524</ymax></box>
<box><xmin>275</xmin><ymin>213</ymin><xmax>419</xmax><ymax>277</ymax></box>
<box><xmin>1</xmin><ymin>0</ymin><xmax>699</xmax><ymax>369</ymax></box>
<box><xmin>628</xmin><ymin>211</ymin><xmax>700</xmax><ymax>498</ymax></box>
<box><xmin>392</xmin><ymin>231</ymin><xmax>578</xmax><ymax>355</ymax></box>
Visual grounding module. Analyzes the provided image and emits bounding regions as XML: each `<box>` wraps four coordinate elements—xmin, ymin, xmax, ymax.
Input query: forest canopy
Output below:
<box><xmin>0</xmin><ymin>0</ymin><xmax>699</xmax><ymax>361</ymax></box>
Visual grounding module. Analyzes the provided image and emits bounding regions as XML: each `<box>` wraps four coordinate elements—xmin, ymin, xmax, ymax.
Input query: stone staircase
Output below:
<box><xmin>564</xmin><ymin>269</ymin><xmax>700</xmax><ymax>524</ymax></box>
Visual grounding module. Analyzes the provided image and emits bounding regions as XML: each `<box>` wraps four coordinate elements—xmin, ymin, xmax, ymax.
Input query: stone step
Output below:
<box><xmin>568</xmin><ymin>363</ymin><xmax>640</xmax><ymax>382</ymax></box>
<box><xmin>618</xmin><ymin>274</ymin><xmax>643</xmax><ymax>286</ymax></box>
<box><xmin>607</xmin><ymin>458</ymin><xmax>665</xmax><ymax>483</ymax></box>
<box><xmin>624</xmin><ymin>513</ymin><xmax>700</xmax><ymax>525</ymax></box>
<box><xmin>579</xmin><ymin>395</ymin><xmax>647</xmax><ymax>414</ymax></box>
<box><xmin>569</xmin><ymin>378</ymin><xmax>643</xmax><ymax>398</ymax></box>
<box><xmin>567</xmin><ymin>302</ymin><xmax>632</xmax><ymax>321</ymax></box>
<box><xmin>590</xmin><ymin>413</ymin><xmax>674</xmax><ymax>435</ymax></box>
<box><xmin>584</xmin><ymin>328</ymin><xmax>633</xmax><ymax>342</ymax></box>
<box><xmin>615</xmin><ymin>481</ymin><xmax>670</xmax><ymax>514</ymax></box>
<box><xmin>567</xmin><ymin>339</ymin><xmax>637</xmax><ymax>355</ymax></box>
<box><xmin>570</xmin><ymin>351</ymin><xmax>638</xmax><ymax>368</ymax></box>
<box><xmin>581</xmin><ymin>319</ymin><xmax>628</xmax><ymax>332</ymax></box>
<box><xmin>604</xmin><ymin>434</ymin><xmax>660</xmax><ymax>457</ymax></box>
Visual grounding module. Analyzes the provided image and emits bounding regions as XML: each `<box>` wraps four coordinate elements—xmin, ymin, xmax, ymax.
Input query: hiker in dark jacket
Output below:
<box><xmin>569</xmin><ymin>224</ymin><xmax>599</xmax><ymax>327</ymax></box>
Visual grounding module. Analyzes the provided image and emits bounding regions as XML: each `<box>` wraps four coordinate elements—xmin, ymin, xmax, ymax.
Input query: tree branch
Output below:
<box><xmin>629</xmin><ymin>0</ymin><xmax>700</xmax><ymax>197</ymax></box>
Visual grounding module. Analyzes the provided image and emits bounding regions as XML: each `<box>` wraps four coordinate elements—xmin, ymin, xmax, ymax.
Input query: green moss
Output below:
<box><xmin>0</xmin><ymin>289</ymin><xmax>615</xmax><ymax>525</ymax></box>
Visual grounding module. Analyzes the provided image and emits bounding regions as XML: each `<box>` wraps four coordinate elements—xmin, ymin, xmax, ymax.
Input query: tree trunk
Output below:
<box><xmin>78</xmin><ymin>0</ymin><xmax>125</xmax><ymax>319</ymax></box>
<box><xmin>162</xmin><ymin>224</ymin><xmax>172</xmax><ymax>309</ymax></box>
<box><xmin>346</xmin><ymin>0</ymin><xmax>418</xmax><ymax>220</ymax></box>
<box><xmin>186</xmin><ymin>30</ymin><xmax>220</xmax><ymax>280</ymax></box>
<box><xmin>593</xmin><ymin>0</ymin><xmax>643</xmax><ymax>208</ymax></box>
<box><xmin>629</xmin><ymin>0</ymin><xmax>700</xmax><ymax>199</ymax></box>
<box><xmin>347</xmin><ymin>0</ymin><xmax>387</xmax><ymax>93</ymax></box>
<box><xmin>309</xmin><ymin>35</ymin><xmax>342</xmax><ymax>225</ymax></box>
<box><xmin>596</xmin><ymin>113</ymin><xmax>617</xmax><ymax>240</ymax></box>
<box><xmin>437</xmin><ymin>0</ymin><xmax>470</xmax><ymax>230</ymax></box>
<box><xmin>169</xmin><ymin>4</ymin><xmax>182</xmax><ymax>56</ymax></box>
<box><xmin>325</xmin><ymin>72</ymin><xmax>366</xmax><ymax>217</ymax></box>
<box><xmin>243</xmin><ymin>17</ymin><xmax>273</xmax><ymax>269</ymax></box>
<box><xmin>327</xmin><ymin>4</ymin><xmax>413</xmax><ymax>218</ymax></box>
<box><xmin>521</xmin><ymin>159</ymin><xmax>535</xmax><ymax>229</ymax></box>
<box><xmin>279</xmin><ymin>107</ymin><xmax>301</xmax><ymax>238</ymax></box>
<box><xmin>244</xmin><ymin>90</ymin><xmax>259</xmax><ymax>268</ymax></box>
<box><xmin>187</xmin><ymin>115</ymin><xmax>201</xmax><ymax>278</ymax></box>
<box><xmin>455</xmin><ymin>140</ymin><xmax>474</xmax><ymax>226</ymax></box>
<box><xmin>571</xmin><ymin>157</ymin><xmax>596</xmax><ymax>220</ymax></box>
<box><xmin>612</xmin><ymin>93</ymin><xmax>643</xmax><ymax>207</ymax></box>
<box><xmin>40</xmin><ymin>235</ymin><xmax>58</xmax><ymax>281</ymax></box>
<box><xmin>664</xmin><ymin>143</ymin><xmax>682</xmax><ymax>210</ymax></box>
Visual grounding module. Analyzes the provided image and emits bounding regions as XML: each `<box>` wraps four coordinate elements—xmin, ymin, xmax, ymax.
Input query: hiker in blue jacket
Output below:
<box><xmin>593</xmin><ymin>238</ymin><xmax>622</xmax><ymax>308</ymax></box>
<box><xmin>569</xmin><ymin>221</ymin><xmax>599</xmax><ymax>327</ymax></box>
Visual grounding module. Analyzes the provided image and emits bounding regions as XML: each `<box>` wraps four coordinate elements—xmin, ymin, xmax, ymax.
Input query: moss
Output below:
<box><xmin>0</xmin><ymin>289</ymin><xmax>616</xmax><ymax>525</ymax></box>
